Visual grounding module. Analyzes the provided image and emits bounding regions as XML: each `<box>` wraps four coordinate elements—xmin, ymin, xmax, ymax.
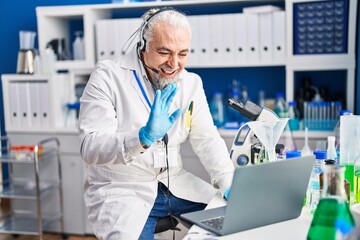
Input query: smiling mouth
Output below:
<box><xmin>160</xmin><ymin>68</ymin><xmax>177</xmax><ymax>76</ymax></box>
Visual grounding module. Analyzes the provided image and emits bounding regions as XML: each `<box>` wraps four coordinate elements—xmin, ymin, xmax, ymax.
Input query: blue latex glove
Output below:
<box><xmin>224</xmin><ymin>187</ymin><xmax>231</xmax><ymax>201</ymax></box>
<box><xmin>139</xmin><ymin>83</ymin><xmax>181</xmax><ymax>147</ymax></box>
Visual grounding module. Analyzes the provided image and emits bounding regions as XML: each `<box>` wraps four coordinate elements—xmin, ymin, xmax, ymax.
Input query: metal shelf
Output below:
<box><xmin>0</xmin><ymin>214</ymin><xmax>62</xmax><ymax>236</ymax></box>
<box><xmin>0</xmin><ymin>137</ymin><xmax>64</xmax><ymax>240</ymax></box>
<box><xmin>0</xmin><ymin>149</ymin><xmax>57</xmax><ymax>164</ymax></box>
<box><xmin>0</xmin><ymin>183</ymin><xmax>60</xmax><ymax>200</ymax></box>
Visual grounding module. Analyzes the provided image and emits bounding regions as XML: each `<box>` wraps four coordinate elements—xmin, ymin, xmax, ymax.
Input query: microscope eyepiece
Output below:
<box><xmin>227</xmin><ymin>98</ymin><xmax>263</xmax><ymax>121</ymax></box>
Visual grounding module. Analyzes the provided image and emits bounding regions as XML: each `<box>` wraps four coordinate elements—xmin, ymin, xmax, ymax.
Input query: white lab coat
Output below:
<box><xmin>78</xmin><ymin>49</ymin><xmax>235</xmax><ymax>240</ymax></box>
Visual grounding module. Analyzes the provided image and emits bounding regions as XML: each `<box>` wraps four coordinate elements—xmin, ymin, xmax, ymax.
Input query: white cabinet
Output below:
<box><xmin>36</xmin><ymin>6</ymin><xmax>110</xmax><ymax>70</ymax></box>
<box><xmin>1</xmin><ymin>74</ymin><xmax>70</xmax><ymax>132</ymax></box>
<box><xmin>61</xmin><ymin>155</ymin><xmax>87</xmax><ymax>234</ymax></box>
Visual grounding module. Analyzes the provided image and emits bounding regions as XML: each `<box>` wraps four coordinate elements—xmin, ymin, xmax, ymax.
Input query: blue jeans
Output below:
<box><xmin>138</xmin><ymin>182</ymin><xmax>207</xmax><ymax>240</ymax></box>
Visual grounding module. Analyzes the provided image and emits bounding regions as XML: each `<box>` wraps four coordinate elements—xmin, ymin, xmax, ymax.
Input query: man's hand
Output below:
<box><xmin>139</xmin><ymin>83</ymin><xmax>181</xmax><ymax>147</ymax></box>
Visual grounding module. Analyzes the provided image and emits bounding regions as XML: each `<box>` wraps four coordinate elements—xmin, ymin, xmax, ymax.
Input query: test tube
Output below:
<box><xmin>304</xmin><ymin>102</ymin><xmax>309</xmax><ymax>129</ymax></box>
<box><xmin>312</xmin><ymin>102</ymin><xmax>318</xmax><ymax>130</ymax></box>
<box><xmin>331</xmin><ymin>101</ymin><xmax>336</xmax><ymax>120</ymax></box>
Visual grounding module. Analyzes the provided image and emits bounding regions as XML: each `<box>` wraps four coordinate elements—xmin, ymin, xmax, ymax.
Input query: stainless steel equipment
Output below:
<box><xmin>16</xmin><ymin>49</ymin><xmax>36</xmax><ymax>74</ymax></box>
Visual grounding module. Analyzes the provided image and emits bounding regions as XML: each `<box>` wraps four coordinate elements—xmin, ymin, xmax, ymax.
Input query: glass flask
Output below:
<box><xmin>307</xmin><ymin>165</ymin><xmax>355</xmax><ymax>240</ymax></box>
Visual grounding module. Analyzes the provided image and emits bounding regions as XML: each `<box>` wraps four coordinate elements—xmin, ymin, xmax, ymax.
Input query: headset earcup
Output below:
<box><xmin>141</xmin><ymin>39</ymin><xmax>146</xmax><ymax>52</ymax></box>
<box><xmin>138</xmin><ymin>24</ymin><xmax>146</xmax><ymax>52</ymax></box>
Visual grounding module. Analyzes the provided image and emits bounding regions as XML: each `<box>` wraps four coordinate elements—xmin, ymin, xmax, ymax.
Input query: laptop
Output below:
<box><xmin>180</xmin><ymin>156</ymin><xmax>314</xmax><ymax>236</ymax></box>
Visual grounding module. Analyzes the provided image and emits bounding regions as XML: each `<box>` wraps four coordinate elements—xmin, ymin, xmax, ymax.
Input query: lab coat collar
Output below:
<box><xmin>119</xmin><ymin>48</ymin><xmax>153</xmax><ymax>111</ymax></box>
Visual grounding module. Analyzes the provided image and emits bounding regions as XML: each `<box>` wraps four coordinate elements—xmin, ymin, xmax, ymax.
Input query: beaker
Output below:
<box><xmin>307</xmin><ymin>165</ymin><xmax>355</xmax><ymax>240</ymax></box>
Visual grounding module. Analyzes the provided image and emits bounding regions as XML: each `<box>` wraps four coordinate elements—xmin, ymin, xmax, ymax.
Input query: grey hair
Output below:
<box><xmin>141</xmin><ymin>8</ymin><xmax>191</xmax><ymax>52</ymax></box>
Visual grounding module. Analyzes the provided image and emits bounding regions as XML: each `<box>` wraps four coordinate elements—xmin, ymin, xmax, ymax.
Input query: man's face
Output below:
<box><xmin>142</xmin><ymin>21</ymin><xmax>190</xmax><ymax>89</ymax></box>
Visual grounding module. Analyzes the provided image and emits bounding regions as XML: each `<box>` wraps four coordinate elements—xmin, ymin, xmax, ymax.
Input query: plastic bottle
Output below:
<box><xmin>334</xmin><ymin>109</ymin><xmax>352</xmax><ymax>159</ymax></box>
<box><xmin>258</xmin><ymin>90</ymin><xmax>265</xmax><ymax>108</ymax></box>
<box><xmin>354</xmin><ymin>155</ymin><xmax>360</xmax><ymax>204</ymax></box>
<box><xmin>288</xmin><ymin>101</ymin><xmax>300</xmax><ymax>131</ymax></box>
<box><xmin>274</xmin><ymin>92</ymin><xmax>288</xmax><ymax>118</ymax></box>
<box><xmin>224</xmin><ymin>80</ymin><xmax>241</xmax><ymax>129</ymax></box>
<box><xmin>307</xmin><ymin>165</ymin><xmax>355</xmax><ymax>239</ymax></box>
<box><xmin>306</xmin><ymin>150</ymin><xmax>326</xmax><ymax>213</ymax></box>
<box><xmin>210</xmin><ymin>91</ymin><xmax>225</xmax><ymax>128</ymax></box>
<box><xmin>33</xmin><ymin>53</ymin><xmax>42</xmax><ymax>74</ymax></box>
<box><xmin>327</xmin><ymin>136</ymin><xmax>337</xmax><ymax>162</ymax></box>
<box><xmin>73</xmin><ymin>31</ymin><xmax>85</xmax><ymax>60</ymax></box>
<box><xmin>41</xmin><ymin>46</ymin><xmax>56</xmax><ymax>75</ymax></box>
<box><xmin>353</xmin><ymin>127</ymin><xmax>360</xmax><ymax>203</ymax></box>
<box><xmin>239</xmin><ymin>85</ymin><xmax>250</xmax><ymax>125</ymax></box>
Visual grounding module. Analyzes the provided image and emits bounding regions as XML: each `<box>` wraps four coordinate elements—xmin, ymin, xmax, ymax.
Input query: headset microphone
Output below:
<box><xmin>142</xmin><ymin>59</ymin><xmax>160</xmax><ymax>75</ymax></box>
<box><xmin>137</xmin><ymin>43</ymin><xmax>160</xmax><ymax>74</ymax></box>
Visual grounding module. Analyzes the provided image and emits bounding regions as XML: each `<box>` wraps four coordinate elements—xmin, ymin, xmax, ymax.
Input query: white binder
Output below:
<box><xmin>209</xmin><ymin>14</ymin><xmax>223</xmax><ymax>65</ymax></box>
<box><xmin>38</xmin><ymin>81</ymin><xmax>50</xmax><ymax>127</ymax></box>
<box><xmin>222</xmin><ymin>14</ymin><xmax>236</xmax><ymax>65</ymax></box>
<box><xmin>187</xmin><ymin>15</ymin><xmax>200</xmax><ymax>66</ymax></box>
<box><xmin>234</xmin><ymin>13</ymin><xmax>247</xmax><ymax>64</ymax></box>
<box><xmin>29</xmin><ymin>82</ymin><xmax>41</xmax><ymax>127</ymax></box>
<box><xmin>116</xmin><ymin>18</ymin><xmax>131</xmax><ymax>57</ymax></box>
<box><xmin>272</xmin><ymin>11</ymin><xmax>286</xmax><ymax>62</ymax></box>
<box><xmin>8</xmin><ymin>82</ymin><xmax>20</xmax><ymax>128</ymax></box>
<box><xmin>18</xmin><ymin>82</ymin><xmax>31</xmax><ymax>128</ymax></box>
<box><xmin>95</xmin><ymin>20</ymin><xmax>109</xmax><ymax>61</ymax></box>
<box><xmin>128</xmin><ymin>18</ymin><xmax>142</xmax><ymax>53</ymax></box>
<box><xmin>243</xmin><ymin>5</ymin><xmax>281</xmax><ymax>14</ymax></box>
<box><xmin>197</xmin><ymin>15</ymin><xmax>211</xmax><ymax>66</ymax></box>
<box><xmin>107</xmin><ymin>20</ymin><xmax>117</xmax><ymax>60</ymax></box>
<box><xmin>245</xmin><ymin>13</ymin><xmax>260</xmax><ymax>63</ymax></box>
<box><xmin>259</xmin><ymin>12</ymin><xmax>273</xmax><ymax>62</ymax></box>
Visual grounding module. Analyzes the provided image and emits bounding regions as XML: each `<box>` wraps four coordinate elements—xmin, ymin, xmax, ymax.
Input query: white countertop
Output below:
<box><xmin>182</xmin><ymin>192</ymin><xmax>313</xmax><ymax>240</ymax></box>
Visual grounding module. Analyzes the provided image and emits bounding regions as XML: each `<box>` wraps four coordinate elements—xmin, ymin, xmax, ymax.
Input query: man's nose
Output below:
<box><xmin>167</xmin><ymin>55</ymin><xmax>179</xmax><ymax>68</ymax></box>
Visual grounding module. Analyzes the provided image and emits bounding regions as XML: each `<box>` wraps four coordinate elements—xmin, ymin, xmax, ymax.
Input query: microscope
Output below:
<box><xmin>227</xmin><ymin>98</ymin><xmax>285</xmax><ymax>167</ymax></box>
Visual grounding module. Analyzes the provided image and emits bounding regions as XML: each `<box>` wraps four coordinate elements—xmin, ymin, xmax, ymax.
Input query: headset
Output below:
<box><xmin>137</xmin><ymin>7</ymin><xmax>176</xmax><ymax>52</ymax></box>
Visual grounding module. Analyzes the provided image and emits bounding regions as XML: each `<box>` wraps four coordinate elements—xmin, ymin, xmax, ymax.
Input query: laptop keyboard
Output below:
<box><xmin>201</xmin><ymin>216</ymin><xmax>225</xmax><ymax>231</ymax></box>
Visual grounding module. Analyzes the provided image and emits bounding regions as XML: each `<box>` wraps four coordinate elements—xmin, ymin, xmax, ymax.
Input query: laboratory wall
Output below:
<box><xmin>0</xmin><ymin>1</ymin><xmax>359</xmax><ymax>137</ymax></box>
<box><xmin>0</xmin><ymin>0</ymin><xmax>109</xmax><ymax>136</ymax></box>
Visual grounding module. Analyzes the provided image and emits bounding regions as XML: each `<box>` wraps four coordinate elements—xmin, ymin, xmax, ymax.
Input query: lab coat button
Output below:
<box><xmin>145</xmin><ymin>202</ymin><xmax>150</xmax><ymax>208</ymax></box>
<box><xmin>156</xmin><ymin>175</ymin><xmax>161</xmax><ymax>180</ymax></box>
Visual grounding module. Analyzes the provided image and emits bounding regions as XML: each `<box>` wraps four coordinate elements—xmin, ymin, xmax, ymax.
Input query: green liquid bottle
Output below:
<box><xmin>307</xmin><ymin>165</ymin><xmax>355</xmax><ymax>240</ymax></box>
<box><xmin>354</xmin><ymin>156</ymin><xmax>360</xmax><ymax>203</ymax></box>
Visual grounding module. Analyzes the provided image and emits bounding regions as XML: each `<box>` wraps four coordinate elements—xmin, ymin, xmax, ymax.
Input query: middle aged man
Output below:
<box><xmin>79</xmin><ymin>7</ymin><xmax>235</xmax><ymax>240</ymax></box>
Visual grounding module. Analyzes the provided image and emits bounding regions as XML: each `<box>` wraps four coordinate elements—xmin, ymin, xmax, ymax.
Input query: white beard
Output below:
<box><xmin>151</xmin><ymin>73</ymin><xmax>180</xmax><ymax>90</ymax></box>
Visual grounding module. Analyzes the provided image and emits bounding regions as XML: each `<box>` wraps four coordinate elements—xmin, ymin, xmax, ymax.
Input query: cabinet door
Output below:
<box><xmin>61</xmin><ymin>154</ymin><xmax>86</xmax><ymax>234</ymax></box>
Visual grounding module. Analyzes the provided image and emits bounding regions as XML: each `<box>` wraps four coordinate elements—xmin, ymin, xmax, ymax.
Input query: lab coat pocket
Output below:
<box><xmin>176</xmin><ymin>111</ymin><xmax>190</xmax><ymax>143</ymax></box>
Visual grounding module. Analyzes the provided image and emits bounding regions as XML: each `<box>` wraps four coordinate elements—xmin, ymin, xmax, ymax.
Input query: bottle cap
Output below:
<box><xmin>313</xmin><ymin>150</ymin><xmax>327</xmax><ymax>160</ymax></box>
<box><xmin>286</xmin><ymin>151</ymin><xmax>302</xmax><ymax>159</ymax></box>
<box><xmin>289</xmin><ymin>101</ymin><xmax>297</xmax><ymax>107</ymax></box>
<box><xmin>324</xmin><ymin>159</ymin><xmax>336</xmax><ymax>165</ymax></box>
<box><xmin>339</xmin><ymin>109</ymin><xmax>352</xmax><ymax>116</ymax></box>
<box><xmin>276</xmin><ymin>92</ymin><xmax>284</xmax><ymax>98</ymax></box>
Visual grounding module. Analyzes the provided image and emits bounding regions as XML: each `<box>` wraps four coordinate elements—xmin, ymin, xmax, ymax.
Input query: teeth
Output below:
<box><xmin>162</xmin><ymin>69</ymin><xmax>175</xmax><ymax>75</ymax></box>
